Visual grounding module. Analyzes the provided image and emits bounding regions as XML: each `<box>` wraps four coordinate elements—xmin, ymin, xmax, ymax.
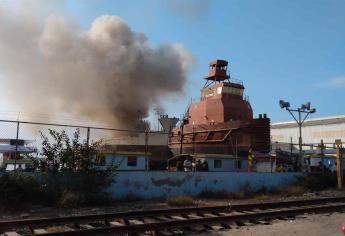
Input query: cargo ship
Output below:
<box><xmin>168</xmin><ymin>59</ymin><xmax>270</xmax><ymax>157</ymax></box>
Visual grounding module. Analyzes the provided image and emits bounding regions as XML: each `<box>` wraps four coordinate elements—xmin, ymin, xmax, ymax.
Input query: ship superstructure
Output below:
<box><xmin>168</xmin><ymin>59</ymin><xmax>270</xmax><ymax>157</ymax></box>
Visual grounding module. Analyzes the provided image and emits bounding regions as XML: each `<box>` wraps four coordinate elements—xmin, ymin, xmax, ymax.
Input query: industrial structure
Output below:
<box><xmin>271</xmin><ymin>115</ymin><xmax>345</xmax><ymax>147</ymax></box>
<box><xmin>271</xmin><ymin>115</ymin><xmax>345</xmax><ymax>173</ymax></box>
<box><xmin>168</xmin><ymin>59</ymin><xmax>271</xmax><ymax>157</ymax></box>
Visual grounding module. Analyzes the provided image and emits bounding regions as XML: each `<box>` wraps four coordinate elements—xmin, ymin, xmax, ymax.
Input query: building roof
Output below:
<box><xmin>0</xmin><ymin>139</ymin><xmax>34</xmax><ymax>145</ymax></box>
<box><xmin>169</xmin><ymin>153</ymin><xmax>246</xmax><ymax>161</ymax></box>
<box><xmin>97</xmin><ymin>150</ymin><xmax>152</xmax><ymax>156</ymax></box>
<box><xmin>0</xmin><ymin>145</ymin><xmax>36</xmax><ymax>153</ymax></box>
<box><xmin>271</xmin><ymin>115</ymin><xmax>345</xmax><ymax>129</ymax></box>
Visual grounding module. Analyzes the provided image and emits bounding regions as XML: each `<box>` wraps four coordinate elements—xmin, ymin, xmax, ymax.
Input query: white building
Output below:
<box><xmin>167</xmin><ymin>154</ymin><xmax>248</xmax><ymax>172</ymax></box>
<box><xmin>195</xmin><ymin>154</ymin><xmax>248</xmax><ymax>172</ymax></box>
<box><xmin>93</xmin><ymin>150</ymin><xmax>150</xmax><ymax>171</ymax></box>
<box><xmin>271</xmin><ymin>115</ymin><xmax>345</xmax><ymax>148</ymax></box>
<box><xmin>0</xmin><ymin>139</ymin><xmax>36</xmax><ymax>171</ymax></box>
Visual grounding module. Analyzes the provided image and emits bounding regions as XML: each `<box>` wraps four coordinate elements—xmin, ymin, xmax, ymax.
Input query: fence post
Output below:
<box><xmin>145</xmin><ymin>130</ymin><xmax>148</xmax><ymax>170</ymax></box>
<box><xmin>86</xmin><ymin>127</ymin><xmax>90</xmax><ymax>159</ymax></box>
<box><xmin>335</xmin><ymin>139</ymin><xmax>343</xmax><ymax>190</ymax></box>
<box><xmin>14</xmin><ymin>121</ymin><xmax>20</xmax><ymax>171</ymax></box>
<box><xmin>320</xmin><ymin>139</ymin><xmax>324</xmax><ymax>174</ymax></box>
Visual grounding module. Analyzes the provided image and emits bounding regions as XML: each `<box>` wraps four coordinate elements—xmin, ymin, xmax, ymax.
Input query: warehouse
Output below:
<box><xmin>271</xmin><ymin>115</ymin><xmax>345</xmax><ymax>148</ymax></box>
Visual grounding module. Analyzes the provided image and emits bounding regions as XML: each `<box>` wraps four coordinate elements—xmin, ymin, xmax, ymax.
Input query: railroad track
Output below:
<box><xmin>1</xmin><ymin>196</ymin><xmax>345</xmax><ymax>236</ymax></box>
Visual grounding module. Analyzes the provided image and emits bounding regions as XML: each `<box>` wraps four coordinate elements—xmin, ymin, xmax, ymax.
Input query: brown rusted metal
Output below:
<box><xmin>169</xmin><ymin>59</ymin><xmax>270</xmax><ymax>156</ymax></box>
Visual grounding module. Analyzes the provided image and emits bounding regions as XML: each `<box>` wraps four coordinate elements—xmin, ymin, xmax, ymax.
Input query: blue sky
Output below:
<box><xmin>64</xmin><ymin>0</ymin><xmax>345</xmax><ymax>122</ymax></box>
<box><xmin>3</xmin><ymin>0</ymin><xmax>345</xmax><ymax>124</ymax></box>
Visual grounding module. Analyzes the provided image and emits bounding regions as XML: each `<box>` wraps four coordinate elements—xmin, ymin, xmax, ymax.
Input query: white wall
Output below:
<box><xmin>272</xmin><ymin>122</ymin><xmax>345</xmax><ymax>144</ymax></box>
<box><xmin>95</xmin><ymin>155</ymin><xmax>148</xmax><ymax>171</ymax></box>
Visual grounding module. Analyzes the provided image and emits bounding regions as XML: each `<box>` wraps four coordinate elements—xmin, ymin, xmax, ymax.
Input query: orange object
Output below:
<box><xmin>342</xmin><ymin>222</ymin><xmax>345</xmax><ymax>234</ymax></box>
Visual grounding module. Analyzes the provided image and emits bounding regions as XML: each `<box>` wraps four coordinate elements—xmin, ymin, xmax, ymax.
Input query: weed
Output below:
<box><xmin>58</xmin><ymin>190</ymin><xmax>80</xmax><ymax>208</ymax></box>
<box><xmin>276</xmin><ymin>185</ymin><xmax>305</xmax><ymax>197</ymax></box>
<box><xmin>166</xmin><ymin>195</ymin><xmax>195</xmax><ymax>207</ymax></box>
<box><xmin>254</xmin><ymin>194</ymin><xmax>271</xmax><ymax>201</ymax></box>
<box><xmin>198</xmin><ymin>190</ymin><xmax>232</xmax><ymax>199</ymax></box>
<box><xmin>295</xmin><ymin>173</ymin><xmax>336</xmax><ymax>191</ymax></box>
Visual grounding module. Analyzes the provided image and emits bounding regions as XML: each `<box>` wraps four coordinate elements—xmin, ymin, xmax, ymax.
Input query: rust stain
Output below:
<box><xmin>151</xmin><ymin>174</ymin><xmax>193</xmax><ymax>187</ymax></box>
<box><xmin>194</xmin><ymin>176</ymin><xmax>203</xmax><ymax>187</ymax></box>
<box><xmin>133</xmin><ymin>181</ymin><xmax>142</xmax><ymax>189</ymax></box>
<box><xmin>123</xmin><ymin>179</ymin><xmax>130</xmax><ymax>186</ymax></box>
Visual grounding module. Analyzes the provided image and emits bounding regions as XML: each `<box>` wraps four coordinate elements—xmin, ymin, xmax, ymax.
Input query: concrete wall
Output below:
<box><xmin>108</xmin><ymin>171</ymin><xmax>301</xmax><ymax>199</ymax></box>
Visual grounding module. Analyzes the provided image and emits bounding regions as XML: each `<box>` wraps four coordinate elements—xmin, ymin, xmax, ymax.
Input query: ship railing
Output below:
<box><xmin>244</xmin><ymin>94</ymin><xmax>250</xmax><ymax>102</ymax></box>
<box><xmin>190</xmin><ymin>97</ymin><xmax>200</xmax><ymax>103</ymax></box>
<box><xmin>229</xmin><ymin>77</ymin><xmax>243</xmax><ymax>85</ymax></box>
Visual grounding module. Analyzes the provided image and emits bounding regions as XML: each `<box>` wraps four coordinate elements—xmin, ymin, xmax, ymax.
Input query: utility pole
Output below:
<box><xmin>320</xmin><ymin>139</ymin><xmax>325</xmax><ymax>174</ymax></box>
<box><xmin>335</xmin><ymin>139</ymin><xmax>343</xmax><ymax>190</ymax></box>
<box><xmin>86</xmin><ymin>127</ymin><xmax>90</xmax><ymax>159</ymax></box>
<box><xmin>145</xmin><ymin>129</ymin><xmax>149</xmax><ymax>170</ymax></box>
<box><xmin>248</xmin><ymin>148</ymin><xmax>253</xmax><ymax>172</ymax></box>
<box><xmin>179</xmin><ymin>123</ymin><xmax>184</xmax><ymax>155</ymax></box>
<box><xmin>279</xmin><ymin>100</ymin><xmax>316</xmax><ymax>170</ymax></box>
<box><xmin>14</xmin><ymin>121</ymin><xmax>20</xmax><ymax>171</ymax></box>
<box><xmin>192</xmin><ymin>124</ymin><xmax>196</xmax><ymax>154</ymax></box>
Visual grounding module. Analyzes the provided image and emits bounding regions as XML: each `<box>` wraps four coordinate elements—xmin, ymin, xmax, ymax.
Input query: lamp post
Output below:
<box><xmin>279</xmin><ymin>100</ymin><xmax>316</xmax><ymax>170</ymax></box>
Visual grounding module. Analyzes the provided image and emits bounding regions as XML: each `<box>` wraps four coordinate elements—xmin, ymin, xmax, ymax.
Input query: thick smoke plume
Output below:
<box><xmin>0</xmin><ymin>10</ymin><xmax>194</xmax><ymax>128</ymax></box>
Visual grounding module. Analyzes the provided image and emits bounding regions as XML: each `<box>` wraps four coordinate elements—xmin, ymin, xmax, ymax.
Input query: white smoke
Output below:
<box><xmin>0</xmin><ymin>8</ymin><xmax>194</xmax><ymax>128</ymax></box>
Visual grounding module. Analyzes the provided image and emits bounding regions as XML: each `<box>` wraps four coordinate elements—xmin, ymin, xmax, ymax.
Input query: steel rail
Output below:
<box><xmin>34</xmin><ymin>202</ymin><xmax>345</xmax><ymax>236</ymax></box>
<box><xmin>1</xmin><ymin>196</ymin><xmax>345</xmax><ymax>235</ymax></box>
<box><xmin>1</xmin><ymin>196</ymin><xmax>345</xmax><ymax>230</ymax></box>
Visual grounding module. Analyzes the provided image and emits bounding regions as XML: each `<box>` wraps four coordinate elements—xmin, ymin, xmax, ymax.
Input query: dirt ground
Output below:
<box><xmin>1</xmin><ymin>190</ymin><xmax>345</xmax><ymax>236</ymax></box>
<box><xmin>195</xmin><ymin>212</ymin><xmax>345</xmax><ymax>236</ymax></box>
<box><xmin>1</xmin><ymin>189</ymin><xmax>345</xmax><ymax>220</ymax></box>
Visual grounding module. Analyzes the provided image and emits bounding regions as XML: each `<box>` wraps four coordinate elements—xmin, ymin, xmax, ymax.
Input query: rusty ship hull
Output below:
<box><xmin>168</xmin><ymin>59</ymin><xmax>270</xmax><ymax>157</ymax></box>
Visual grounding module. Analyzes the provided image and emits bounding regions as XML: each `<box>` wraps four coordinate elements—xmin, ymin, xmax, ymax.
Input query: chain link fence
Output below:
<box><xmin>0</xmin><ymin>119</ymin><xmax>169</xmax><ymax>171</ymax></box>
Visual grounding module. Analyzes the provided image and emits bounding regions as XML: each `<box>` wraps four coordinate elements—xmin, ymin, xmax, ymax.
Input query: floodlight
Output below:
<box><xmin>278</xmin><ymin>98</ymin><xmax>316</xmax><ymax>170</ymax></box>
<box><xmin>279</xmin><ymin>100</ymin><xmax>290</xmax><ymax>109</ymax></box>
<box><xmin>301</xmin><ymin>102</ymin><xmax>311</xmax><ymax>110</ymax></box>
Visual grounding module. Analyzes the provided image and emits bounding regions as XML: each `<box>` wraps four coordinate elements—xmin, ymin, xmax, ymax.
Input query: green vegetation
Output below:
<box><xmin>295</xmin><ymin>173</ymin><xmax>337</xmax><ymax>191</ymax></box>
<box><xmin>0</xmin><ymin>129</ymin><xmax>116</xmax><ymax>209</ymax></box>
<box><xmin>0</xmin><ymin>173</ymin><xmax>43</xmax><ymax>207</ymax></box>
<box><xmin>38</xmin><ymin>128</ymin><xmax>101</xmax><ymax>172</ymax></box>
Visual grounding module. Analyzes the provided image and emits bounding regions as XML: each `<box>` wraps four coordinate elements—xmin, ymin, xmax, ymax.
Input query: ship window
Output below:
<box><xmin>222</xmin><ymin>87</ymin><xmax>243</xmax><ymax>96</ymax></box>
<box><xmin>214</xmin><ymin>159</ymin><xmax>222</xmax><ymax>168</ymax></box>
<box><xmin>127</xmin><ymin>156</ymin><xmax>137</xmax><ymax>167</ymax></box>
<box><xmin>235</xmin><ymin>160</ymin><xmax>242</xmax><ymax>169</ymax></box>
<box><xmin>217</xmin><ymin>87</ymin><xmax>222</xmax><ymax>94</ymax></box>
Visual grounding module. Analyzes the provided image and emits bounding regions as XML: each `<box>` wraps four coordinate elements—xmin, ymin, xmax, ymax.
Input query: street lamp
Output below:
<box><xmin>279</xmin><ymin>100</ymin><xmax>316</xmax><ymax>169</ymax></box>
